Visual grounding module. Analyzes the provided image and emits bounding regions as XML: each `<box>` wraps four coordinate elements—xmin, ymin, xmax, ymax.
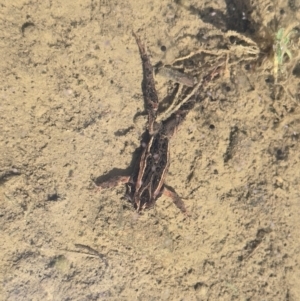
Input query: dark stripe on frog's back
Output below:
<box><xmin>146</xmin><ymin>132</ymin><xmax>169</xmax><ymax>194</ymax></box>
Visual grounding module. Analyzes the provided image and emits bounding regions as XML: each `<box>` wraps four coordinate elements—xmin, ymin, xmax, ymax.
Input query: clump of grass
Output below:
<box><xmin>273</xmin><ymin>25</ymin><xmax>297</xmax><ymax>83</ymax></box>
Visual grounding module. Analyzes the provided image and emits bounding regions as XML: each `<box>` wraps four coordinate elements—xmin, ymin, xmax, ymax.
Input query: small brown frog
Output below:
<box><xmin>96</xmin><ymin>32</ymin><xmax>219</xmax><ymax>214</ymax></box>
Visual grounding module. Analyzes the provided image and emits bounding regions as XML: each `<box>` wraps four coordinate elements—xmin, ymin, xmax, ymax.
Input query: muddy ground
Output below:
<box><xmin>1</xmin><ymin>0</ymin><xmax>300</xmax><ymax>300</ymax></box>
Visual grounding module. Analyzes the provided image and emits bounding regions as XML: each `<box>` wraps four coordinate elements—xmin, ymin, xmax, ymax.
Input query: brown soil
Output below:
<box><xmin>1</xmin><ymin>0</ymin><xmax>300</xmax><ymax>300</ymax></box>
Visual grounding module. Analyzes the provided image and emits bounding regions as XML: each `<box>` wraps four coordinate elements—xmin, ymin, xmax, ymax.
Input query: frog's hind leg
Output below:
<box><xmin>132</xmin><ymin>31</ymin><xmax>159</xmax><ymax>135</ymax></box>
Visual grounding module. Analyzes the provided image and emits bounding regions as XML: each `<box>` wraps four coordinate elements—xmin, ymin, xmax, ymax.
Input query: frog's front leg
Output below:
<box><xmin>163</xmin><ymin>185</ymin><xmax>188</xmax><ymax>215</ymax></box>
<box><xmin>96</xmin><ymin>175</ymin><xmax>130</xmax><ymax>190</ymax></box>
